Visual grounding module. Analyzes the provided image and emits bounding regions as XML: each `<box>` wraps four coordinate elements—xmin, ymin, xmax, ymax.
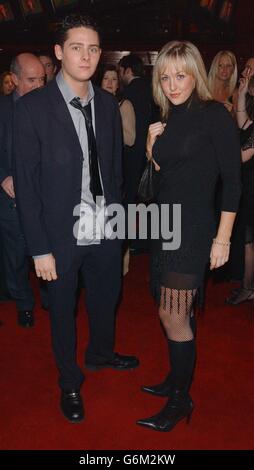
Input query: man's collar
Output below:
<box><xmin>56</xmin><ymin>70</ymin><xmax>94</xmax><ymax>105</ymax></box>
<box><xmin>12</xmin><ymin>90</ymin><xmax>20</xmax><ymax>102</ymax></box>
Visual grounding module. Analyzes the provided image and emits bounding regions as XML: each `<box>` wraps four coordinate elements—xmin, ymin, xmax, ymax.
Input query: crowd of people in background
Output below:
<box><xmin>0</xmin><ymin>13</ymin><xmax>254</xmax><ymax>430</ymax></box>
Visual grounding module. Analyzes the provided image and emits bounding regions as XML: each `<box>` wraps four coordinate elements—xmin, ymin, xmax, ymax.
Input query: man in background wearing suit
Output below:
<box><xmin>14</xmin><ymin>14</ymin><xmax>139</xmax><ymax>424</ymax></box>
<box><xmin>38</xmin><ymin>53</ymin><xmax>57</xmax><ymax>83</ymax></box>
<box><xmin>0</xmin><ymin>53</ymin><xmax>45</xmax><ymax>326</ymax></box>
<box><xmin>118</xmin><ymin>53</ymin><xmax>153</xmax><ymax>254</ymax></box>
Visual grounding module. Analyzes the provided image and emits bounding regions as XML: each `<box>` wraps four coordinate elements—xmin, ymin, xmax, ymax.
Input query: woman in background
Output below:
<box><xmin>0</xmin><ymin>71</ymin><xmax>15</xmax><ymax>96</ymax></box>
<box><xmin>226</xmin><ymin>68</ymin><xmax>254</xmax><ymax>304</ymax></box>
<box><xmin>101</xmin><ymin>65</ymin><xmax>136</xmax><ymax>147</ymax></box>
<box><xmin>208</xmin><ymin>50</ymin><xmax>237</xmax><ymax>113</ymax></box>
<box><xmin>101</xmin><ymin>65</ymin><xmax>136</xmax><ymax>275</ymax></box>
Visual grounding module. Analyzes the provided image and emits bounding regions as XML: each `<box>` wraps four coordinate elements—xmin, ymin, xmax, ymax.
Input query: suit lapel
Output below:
<box><xmin>46</xmin><ymin>81</ymin><xmax>105</xmax><ymax>162</ymax></box>
<box><xmin>93</xmin><ymin>88</ymin><xmax>104</xmax><ymax>157</ymax></box>
<box><xmin>47</xmin><ymin>80</ymin><xmax>83</xmax><ymax>158</ymax></box>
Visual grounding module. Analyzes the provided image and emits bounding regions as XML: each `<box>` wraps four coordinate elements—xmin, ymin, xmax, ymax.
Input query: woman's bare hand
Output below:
<box><xmin>238</xmin><ymin>76</ymin><xmax>249</xmax><ymax>97</ymax></box>
<box><xmin>146</xmin><ymin>122</ymin><xmax>166</xmax><ymax>159</ymax></box>
<box><xmin>210</xmin><ymin>242</ymin><xmax>230</xmax><ymax>270</ymax></box>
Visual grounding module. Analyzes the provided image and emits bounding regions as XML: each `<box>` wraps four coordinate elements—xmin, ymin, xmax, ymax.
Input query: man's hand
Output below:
<box><xmin>34</xmin><ymin>254</ymin><xmax>58</xmax><ymax>281</ymax></box>
<box><xmin>1</xmin><ymin>176</ymin><xmax>15</xmax><ymax>198</ymax></box>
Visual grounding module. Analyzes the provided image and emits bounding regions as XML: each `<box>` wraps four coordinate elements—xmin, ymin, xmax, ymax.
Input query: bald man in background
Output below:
<box><xmin>0</xmin><ymin>53</ymin><xmax>45</xmax><ymax>327</ymax></box>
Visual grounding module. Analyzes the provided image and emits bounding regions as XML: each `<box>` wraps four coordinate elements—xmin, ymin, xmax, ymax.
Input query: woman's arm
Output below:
<box><xmin>236</xmin><ymin>77</ymin><xmax>249</xmax><ymax>128</ymax></box>
<box><xmin>119</xmin><ymin>99</ymin><xmax>136</xmax><ymax>147</ymax></box>
<box><xmin>146</xmin><ymin>121</ymin><xmax>166</xmax><ymax>171</ymax></box>
<box><xmin>208</xmin><ymin>104</ymin><xmax>242</xmax><ymax>269</ymax></box>
<box><xmin>210</xmin><ymin>211</ymin><xmax>236</xmax><ymax>270</ymax></box>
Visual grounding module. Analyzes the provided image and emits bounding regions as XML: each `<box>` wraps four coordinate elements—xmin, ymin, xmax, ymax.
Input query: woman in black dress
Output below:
<box><xmin>225</xmin><ymin>66</ymin><xmax>254</xmax><ymax>304</ymax></box>
<box><xmin>137</xmin><ymin>41</ymin><xmax>241</xmax><ymax>432</ymax></box>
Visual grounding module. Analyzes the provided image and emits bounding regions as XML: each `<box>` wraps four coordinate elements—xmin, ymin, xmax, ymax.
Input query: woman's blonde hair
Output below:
<box><xmin>208</xmin><ymin>50</ymin><xmax>237</xmax><ymax>98</ymax></box>
<box><xmin>152</xmin><ymin>40</ymin><xmax>212</xmax><ymax>121</ymax></box>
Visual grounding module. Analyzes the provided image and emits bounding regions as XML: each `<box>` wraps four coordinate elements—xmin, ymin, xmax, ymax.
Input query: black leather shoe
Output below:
<box><xmin>137</xmin><ymin>394</ymin><xmax>194</xmax><ymax>432</ymax></box>
<box><xmin>142</xmin><ymin>374</ymin><xmax>173</xmax><ymax>397</ymax></box>
<box><xmin>86</xmin><ymin>353</ymin><xmax>139</xmax><ymax>371</ymax></box>
<box><xmin>225</xmin><ymin>287</ymin><xmax>254</xmax><ymax>305</ymax></box>
<box><xmin>17</xmin><ymin>310</ymin><xmax>34</xmax><ymax>328</ymax></box>
<box><xmin>60</xmin><ymin>390</ymin><xmax>84</xmax><ymax>423</ymax></box>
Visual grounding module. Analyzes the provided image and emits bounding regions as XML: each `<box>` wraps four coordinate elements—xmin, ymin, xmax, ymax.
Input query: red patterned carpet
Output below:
<box><xmin>0</xmin><ymin>255</ymin><xmax>254</xmax><ymax>450</ymax></box>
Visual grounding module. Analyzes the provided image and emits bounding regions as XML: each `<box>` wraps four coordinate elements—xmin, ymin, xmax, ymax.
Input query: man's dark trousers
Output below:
<box><xmin>0</xmin><ymin>195</ymin><xmax>34</xmax><ymax>310</ymax></box>
<box><xmin>47</xmin><ymin>239</ymin><xmax>122</xmax><ymax>391</ymax></box>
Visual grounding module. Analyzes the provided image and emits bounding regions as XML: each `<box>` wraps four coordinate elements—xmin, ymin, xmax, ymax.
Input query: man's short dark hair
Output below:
<box><xmin>55</xmin><ymin>13</ymin><xmax>100</xmax><ymax>48</ymax></box>
<box><xmin>37</xmin><ymin>51</ymin><xmax>56</xmax><ymax>66</ymax></box>
<box><xmin>119</xmin><ymin>53</ymin><xmax>144</xmax><ymax>77</ymax></box>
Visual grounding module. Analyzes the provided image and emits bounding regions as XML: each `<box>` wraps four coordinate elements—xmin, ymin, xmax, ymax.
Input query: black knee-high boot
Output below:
<box><xmin>137</xmin><ymin>339</ymin><xmax>195</xmax><ymax>432</ymax></box>
<box><xmin>141</xmin><ymin>315</ymin><xmax>196</xmax><ymax>397</ymax></box>
<box><xmin>169</xmin><ymin>338</ymin><xmax>196</xmax><ymax>394</ymax></box>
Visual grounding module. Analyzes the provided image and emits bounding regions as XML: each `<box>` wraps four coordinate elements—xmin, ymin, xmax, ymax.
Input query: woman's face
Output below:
<box><xmin>101</xmin><ymin>70</ymin><xmax>119</xmax><ymax>95</ymax></box>
<box><xmin>216</xmin><ymin>55</ymin><xmax>234</xmax><ymax>81</ymax></box>
<box><xmin>2</xmin><ymin>74</ymin><xmax>15</xmax><ymax>95</ymax></box>
<box><xmin>160</xmin><ymin>61</ymin><xmax>195</xmax><ymax>106</ymax></box>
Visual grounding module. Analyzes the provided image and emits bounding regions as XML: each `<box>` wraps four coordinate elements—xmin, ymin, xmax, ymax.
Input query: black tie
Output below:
<box><xmin>70</xmin><ymin>97</ymin><xmax>103</xmax><ymax>202</ymax></box>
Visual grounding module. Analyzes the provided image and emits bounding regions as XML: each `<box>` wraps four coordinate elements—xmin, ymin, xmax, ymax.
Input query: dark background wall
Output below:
<box><xmin>0</xmin><ymin>0</ymin><xmax>253</xmax><ymax>73</ymax></box>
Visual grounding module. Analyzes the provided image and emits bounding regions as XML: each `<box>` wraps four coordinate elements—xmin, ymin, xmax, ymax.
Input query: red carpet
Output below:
<box><xmin>0</xmin><ymin>254</ymin><xmax>254</xmax><ymax>450</ymax></box>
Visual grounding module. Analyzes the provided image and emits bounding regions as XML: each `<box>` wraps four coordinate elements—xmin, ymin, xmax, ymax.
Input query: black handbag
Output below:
<box><xmin>137</xmin><ymin>159</ymin><xmax>154</xmax><ymax>203</ymax></box>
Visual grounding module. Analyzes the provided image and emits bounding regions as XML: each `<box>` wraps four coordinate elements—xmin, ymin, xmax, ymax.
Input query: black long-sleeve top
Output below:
<box><xmin>151</xmin><ymin>97</ymin><xmax>241</xmax><ymax>288</ymax></box>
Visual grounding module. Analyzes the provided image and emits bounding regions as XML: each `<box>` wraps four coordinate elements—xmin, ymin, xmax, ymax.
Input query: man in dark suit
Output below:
<box><xmin>0</xmin><ymin>53</ymin><xmax>46</xmax><ymax>326</ymax></box>
<box><xmin>119</xmin><ymin>53</ymin><xmax>152</xmax><ymax>206</ymax></box>
<box><xmin>14</xmin><ymin>14</ymin><xmax>139</xmax><ymax>423</ymax></box>
<box><xmin>38</xmin><ymin>53</ymin><xmax>57</xmax><ymax>83</ymax></box>
<box><xmin>119</xmin><ymin>53</ymin><xmax>153</xmax><ymax>254</ymax></box>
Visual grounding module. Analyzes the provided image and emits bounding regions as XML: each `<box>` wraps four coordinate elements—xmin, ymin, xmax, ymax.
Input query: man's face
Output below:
<box><xmin>13</xmin><ymin>60</ymin><xmax>45</xmax><ymax>96</ymax></box>
<box><xmin>55</xmin><ymin>27</ymin><xmax>101</xmax><ymax>84</ymax></box>
<box><xmin>118</xmin><ymin>66</ymin><xmax>129</xmax><ymax>86</ymax></box>
<box><xmin>39</xmin><ymin>55</ymin><xmax>56</xmax><ymax>82</ymax></box>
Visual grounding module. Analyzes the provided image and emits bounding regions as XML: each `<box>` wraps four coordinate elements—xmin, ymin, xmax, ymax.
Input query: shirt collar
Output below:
<box><xmin>56</xmin><ymin>70</ymin><xmax>94</xmax><ymax>106</ymax></box>
<box><xmin>13</xmin><ymin>90</ymin><xmax>21</xmax><ymax>102</ymax></box>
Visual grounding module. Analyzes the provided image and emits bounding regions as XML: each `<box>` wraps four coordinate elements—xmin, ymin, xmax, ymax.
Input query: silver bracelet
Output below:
<box><xmin>236</xmin><ymin>109</ymin><xmax>246</xmax><ymax>112</ymax></box>
<box><xmin>213</xmin><ymin>238</ymin><xmax>231</xmax><ymax>246</ymax></box>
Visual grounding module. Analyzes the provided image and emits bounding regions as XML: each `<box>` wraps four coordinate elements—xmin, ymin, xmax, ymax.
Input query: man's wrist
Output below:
<box><xmin>33</xmin><ymin>253</ymin><xmax>52</xmax><ymax>259</ymax></box>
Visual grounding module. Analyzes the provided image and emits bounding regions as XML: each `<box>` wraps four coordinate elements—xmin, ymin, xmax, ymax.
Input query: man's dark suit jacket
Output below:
<box><xmin>13</xmin><ymin>79</ymin><xmax>123</xmax><ymax>271</ymax></box>
<box><xmin>0</xmin><ymin>94</ymin><xmax>15</xmax><ymax>198</ymax></box>
<box><xmin>0</xmin><ymin>94</ymin><xmax>14</xmax><ymax>296</ymax></box>
<box><xmin>123</xmin><ymin>77</ymin><xmax>152</xmax><ymax>157</ymax></box>
<box><xmin>122</xmin><ymin>77</ymin><xmax>153</xmax><ymax>204</ymax></box>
